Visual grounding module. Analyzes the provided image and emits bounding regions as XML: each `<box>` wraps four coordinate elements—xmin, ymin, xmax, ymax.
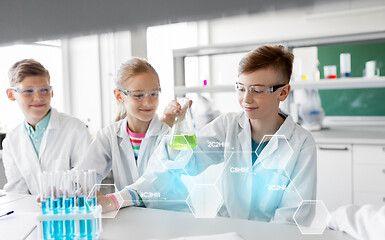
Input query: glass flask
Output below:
<box><xmin>169</xmin><ymin>97</ymin><xmax>198</xmax><ymax>150</ymax></box>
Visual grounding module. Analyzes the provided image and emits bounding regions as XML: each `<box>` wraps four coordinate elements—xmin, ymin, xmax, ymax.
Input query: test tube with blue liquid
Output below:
<box><xmin>40</xmin><ymin>171</ymin><xmax>53</xmax><ymax>240</ymax></box>
<box><xmin>63</xmin><ymin>171</ymin><xmax>76</xmax><ymax>239</ymax></box>
<box><xmin>86</xmin><ymin>169</ymin><xmax>98</xmax><ymax>239</ymax></box>
<box><xmin>75</xmin><ymin>170</ymin><xmax>86</xmax><ymax>239</ymax></box>
<box><xmin>52</xmin><ymin>172</ymin><xmax>64</xmax><ymax>239</ymax></box>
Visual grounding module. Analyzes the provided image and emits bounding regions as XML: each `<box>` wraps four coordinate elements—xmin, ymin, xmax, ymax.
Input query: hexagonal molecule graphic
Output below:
<box><xmin>181</xmin><ymin>136</ymin><xmax>228</xmax><ymax>185</ymax></box>
<box><xmin>255</xmin><ymin>135</ymin><xmax>294</xmax><ymax>170</ymax></box>
<box><xmin>154</xmin><ymin>135</ymin><xmax>194</xmax><ymax>170</ymax></box>
<box><xmin>184</xmin><ymin>151</ymin><xmax>226</xmax><ymax>185</ymax></box>
<box><xmin>87</xmin><ymin>184</ymin><xmax>123</xmax><ymax>219</ymax></box>
<box><xmin>293</xmin><ymin>200</ymin><xmax>332</xmax><ymax>234</ymax></box>
<box><xmin>218</xmin><ymin>151</ymin><xmax>302</xmax><ymax>222</ymax></box>
<box><xmin>186</xmin><ymin>184</ymin><xmax>224</xmax><ymax>218</ymax></box>
<box><xmin>137</xmin><ymin>172</ymin><xmax>195</xmax><ymax>212</ymax></box>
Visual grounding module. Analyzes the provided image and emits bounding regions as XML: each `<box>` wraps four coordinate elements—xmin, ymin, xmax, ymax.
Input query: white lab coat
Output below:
<box><xmin>329</xmin><ymin>204</ymin><xmax>385</xmax><ymax>240</ymax></box>
<box><xmin>130</xmin><ymin>111</ymin><xmax>317</xmax><ymax>222</ymax></box>
<box><xmin>2</xmin><ymin>108</ymin><xmax>91</xmax><ymax>195</ymax></box>
<box><xmin>76</xmin><ymin>115</ymin><xmax>169</xmax><ymax>190</ymax></box>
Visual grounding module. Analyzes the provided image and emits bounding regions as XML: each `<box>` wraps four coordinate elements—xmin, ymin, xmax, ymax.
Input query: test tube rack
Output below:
<box><xmin>36</xmin><ymin>205</ymin><xmax>103</xmax><ymax>240</ymax></box>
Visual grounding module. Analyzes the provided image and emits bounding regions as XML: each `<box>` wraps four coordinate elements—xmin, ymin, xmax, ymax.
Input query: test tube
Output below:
<box><xmin>52</xmin><ymin>171</ymin><xmax>64</xmax><ymax>239</ymax></box>
<box><xmin>63</xmin><ymin>171</ymin><xmax>76</xmax><ymax>239</ymax></box>
<box><xmin>86</xmin><ymin>169</ymin><xmax>98</xmax><ymax>239</ymax></box>
<box><xmin>77</xmin><ymin>170</ymin><xmax>88</xmax><ymax>238</ymax></box>
<box><xmin>40</xmin><ymin>171</ymin><xmax>53</xmax><ymax>240</ymax></box>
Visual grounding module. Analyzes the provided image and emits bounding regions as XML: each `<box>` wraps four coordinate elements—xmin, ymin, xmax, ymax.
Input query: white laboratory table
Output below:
<box><xmin>311</xmin><ymin>125</ymin><xmax>385</xmax><ymax>144</ymax></box>
<box><xmin>0</xmin><ymin>191</ymin><xmax>40</xmax><ymax>239</ymax></box>
<box><xmin>103</xmin><ymin>207</ymin><xmax>354</xmax><ymax>240</ymax></box>
<box><xmin>0</xmin><ymin>192</ymin><xmax>354</xmax><ymax>240</ymax></box>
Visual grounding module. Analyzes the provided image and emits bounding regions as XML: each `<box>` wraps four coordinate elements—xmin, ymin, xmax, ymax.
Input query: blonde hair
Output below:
<box><xmin>115</xmin><ymin>58</ymin><xmax>160</xmax><ymax>121</ymax></box>
<box><xmin>8</xmin><ymin>59</ymin><xmax>50</xmax><ymax>87</ymax></box>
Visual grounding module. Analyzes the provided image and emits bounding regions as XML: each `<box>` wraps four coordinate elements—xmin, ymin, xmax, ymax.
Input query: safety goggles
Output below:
<box><xmin>235</xmin><ymin>82</ymin><xmax>286</xmax><ymax>97</ymax></box>
<box><xmin>118</xmin><ymin>88</ymin><xmax>161</xmax><ymax>101</ymax></box>
<box><xmin>10</xmin><ymin>86</ymin><xmax>53</xmax><ymax>97</ymax></box>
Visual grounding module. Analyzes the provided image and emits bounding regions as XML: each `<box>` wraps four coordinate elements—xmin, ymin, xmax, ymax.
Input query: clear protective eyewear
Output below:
<box><xmin>235</xmin><ymin>82</ymin><xmax>286</xmax><ymax>97</ymax></box>
<box><xmin>10</xmin><ymin>86</ymin><xmax>53</xmax><ymax>97</ymax></box>
<box><xmin>118</xmin><ymin>88</ymin><xmax>161</xmax><ymax>101</ymax></box>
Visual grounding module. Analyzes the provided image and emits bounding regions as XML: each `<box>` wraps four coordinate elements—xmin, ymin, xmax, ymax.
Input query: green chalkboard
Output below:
<box><xmin>318</xmin><ymin>41</ymin><xmax>385</xmax><ymax>116</ymax></box>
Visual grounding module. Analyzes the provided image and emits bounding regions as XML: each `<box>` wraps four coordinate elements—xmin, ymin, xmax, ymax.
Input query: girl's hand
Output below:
<box><xmin>161</xmin><ymin>99</ymin><xmax>192</xmax><ymax>127</ymax></box>
<box><xmin>97</xmin><ymin>191</ymin><xmax>116</xmax><ymax>213</ymax></box>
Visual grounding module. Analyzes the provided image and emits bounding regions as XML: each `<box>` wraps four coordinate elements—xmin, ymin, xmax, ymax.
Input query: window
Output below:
<box><xmin>147</xmin><ymin>22</ymin><xmax>200</xmax><ymax>115</ymax></box>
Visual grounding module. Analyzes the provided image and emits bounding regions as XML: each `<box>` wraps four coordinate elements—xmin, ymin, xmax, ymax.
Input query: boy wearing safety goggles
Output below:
<box><xmin>3</xmin><ymin>59</ymin><xmax>91</xmax><ymax>194</ymax></box>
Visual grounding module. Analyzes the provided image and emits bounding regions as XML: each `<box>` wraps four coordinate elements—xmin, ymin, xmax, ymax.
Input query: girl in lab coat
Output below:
<box><xmin>3</xmin><ymin>59</ymin><xmax>91</xmax><ymax>195</ymax></box>
<box><xmin>100</xmin><ymin>46</ymin><xmax>317</xmax><ymax>224</ymax></box>
<box><xmin>76</xmin><ymin>58</ymin><xmax>169</xmax><ymax>190</ymax></box>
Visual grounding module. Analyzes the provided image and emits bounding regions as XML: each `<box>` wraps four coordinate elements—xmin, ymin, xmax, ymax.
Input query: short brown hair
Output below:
<box><xmin>238</xmin><ymin>45</ymin><xmax>294</xmax><ymax>83</ymax></box>
<box><xmin>8</xmin><ymin>59</ymin><xmax>50</xmax><ymax>87</ymax></box>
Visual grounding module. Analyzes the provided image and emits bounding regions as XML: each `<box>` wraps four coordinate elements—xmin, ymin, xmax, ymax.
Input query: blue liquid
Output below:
<box><xmin>86</xmin><ymin>196</ymin><xmax>98</xmax><ymax>239</ymax></box>
<box><xmin>52</xmin><ymin>197</ymin><xmax>64</xmax><ymax>239</ymax></box>
<box><xmin>46</xmin><ymin>196</ymin><xmax>53</xmax><ymax>209</ymax></box>
<box><xmin>64</xmin><ymin>197</ymin><xmax>75</xmax><ymax>239</ymax></box>
<box><xmin>78</xmin><ymin>196</ymin><xmax>86</xmax><ymax>238</ymax></box>
<box><xmin>42</xmin><ymin>199</ymin><xmax>52</xmax><ymax>240</ymax></box>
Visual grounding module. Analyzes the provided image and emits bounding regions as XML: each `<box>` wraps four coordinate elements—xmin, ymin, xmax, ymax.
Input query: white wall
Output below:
<box><xmin>147</xmin><ymin>22</ymin><xmax>202</xmax><ymax>116</ymax></box>
<box><xmin>65</xmin><ymin>35</ymin><xmax>102</xmax><ymax>136</ymax></box>
<box><xmin>99</xmin><ymin>31</ymin><xmax>132</xmax><ymax>127</ymax></box>
<box><xmin>63</xmin><ymin>31</ymin><xmax>132</xmax><ymax>136</ymax></box>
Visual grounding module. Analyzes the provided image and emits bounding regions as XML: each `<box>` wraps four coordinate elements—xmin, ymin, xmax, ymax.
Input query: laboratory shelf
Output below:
<box><xmin>174</xmin><ymin>76</ymin><xmax>385</xmax><ymax>95</ymax></box>
<box><xmin>290</xmin><ymin>76</ymin><xmax>385</xmax><ymax>90</ymax></box>
<box><xmin>174</xmin><ymin>85</ymin><xmax>234</xmax><ymax>95</ymax></box>
<box><xmin>173</xmin><ymin>31</ymin><xmax>385</xmax><ymax>97</ymax></box>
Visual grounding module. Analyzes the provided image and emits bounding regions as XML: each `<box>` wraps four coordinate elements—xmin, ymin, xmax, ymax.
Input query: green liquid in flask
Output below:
<box><xmin>169</xmin><ymin>134</ymin><xmax>198</xmax><ymax>150</ymax></box>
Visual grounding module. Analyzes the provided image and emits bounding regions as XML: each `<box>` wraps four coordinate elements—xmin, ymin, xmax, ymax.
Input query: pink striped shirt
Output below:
<box><xmin>127</xmin><ymin>126</ymin><xmax>146</xmax><ymax>161</ymax></box>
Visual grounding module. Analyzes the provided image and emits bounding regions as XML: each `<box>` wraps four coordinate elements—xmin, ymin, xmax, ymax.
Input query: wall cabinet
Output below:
<box><xmin>317</xmin><ymin>143</ymin><xmax>385</xmax><ymax>212</ymax></box>
<box><xmin>316</xmin><ymin>144</ymin><xmax>352</xmax><ymax>212</ymax></box>
<box><xmin>353</xmin><ymin>144</ymin><xmax>385</xmax><ymax>206</ymax></box>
